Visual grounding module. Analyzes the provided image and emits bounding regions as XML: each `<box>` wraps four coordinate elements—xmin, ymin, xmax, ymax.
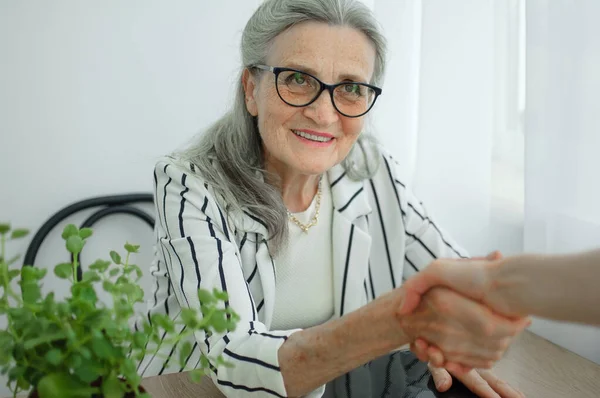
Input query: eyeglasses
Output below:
<box><xmin>250</xmin><ymin>64</ymin><xmax>382</xmax><ymax>118</ymax></box>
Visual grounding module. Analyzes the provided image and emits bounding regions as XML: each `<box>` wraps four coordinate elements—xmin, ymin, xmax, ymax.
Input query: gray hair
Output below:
<box><xmin>178</xmin><ymin>0</ymin><xmax>386</xmax><ymax>254</ymax></box>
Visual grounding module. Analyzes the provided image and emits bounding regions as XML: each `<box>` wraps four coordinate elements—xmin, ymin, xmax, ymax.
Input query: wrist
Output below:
<box><xmin>484</xmin><ymin>257</ymin><xmax>527</xmax><ymax>317</ymax></box>
<box><xmin>374</xmin><ymin>289</ymin><xmax>411</xmax><ymax>349</ymax></box>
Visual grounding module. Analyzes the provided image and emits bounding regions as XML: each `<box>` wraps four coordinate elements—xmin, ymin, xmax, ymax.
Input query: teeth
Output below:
<box><xmin>293</xmin><ymin>130</ymin><xmax>333</xmax><ymax>142</ymax></box>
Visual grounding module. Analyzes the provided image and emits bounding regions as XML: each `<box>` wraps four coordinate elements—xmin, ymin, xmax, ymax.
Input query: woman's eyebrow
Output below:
<box><xmin>282</xmin><ymin>62</ymin><xmax>367</xmax><ymax>82</ymax></box>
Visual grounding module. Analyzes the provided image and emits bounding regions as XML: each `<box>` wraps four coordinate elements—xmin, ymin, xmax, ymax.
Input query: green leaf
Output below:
<box><xmin>199</xmin><ymin>355</ymin><xmax>210</xmax><ymax>370</ymax></box>
<box><xmin>16</xmin><ymin>376</ymin><xmax>30</xmax><ymax>390</ymax></box>
<box><xmin>23</xmin><ymin>331</ymin><xmax>67</xmax><ymax>349</ymax></box>
<box><xmin>119</xmin><ymin>358</ymin><xmax>141</xmax><ymax>389</ymax></box>
<box><xmin>44</xmin><ymin>349</ymin><xmax>62</xmax><ymax>366</ymax></box>
<box><xmin>110</xmin><ymin>251</ymin><xmax>122</xmax><ymax>265</ymax></box>
<box><xmin>102</xmin><ymin>375</ymin><xmax>124</xmax><ymax>398</ymax></box>
<box><xmin>189</xmin><ymin>369</ymin><xmax>205</xmax><ymax>383</ymax></box>
<box><xmin>78</xmin><ymin>228</ymin><xmax>93</xmax><ymax>239</ymax></box>
<box><xmin>124</xmin><ymin>242</ymin><xmax>140</xmax><ymax>253</ymax></box>
<box><xmin>79</xmin><ymin>347</ymin><xmax>92</xmax><ymax>360</ymax></box>
<box><xmin>54</xmin><ymin>262</ymin><xmax>73</xmax><ymax>279</ymax></box>
<box><xmin>0</xmin><ymin>223</ymin><xmax>10</xmax><ymax>234</ymax></box>
<box><xmin>71</xmin><ymin>283</ymin><xmax>97</xmax><ymax>304</ymax></box>
<box><xmin>37</xmin><ymin>372</ymin><xmax>95</xmax><ymax>398</ymax></box>
<box><xmin>132</xmin><ymin>331</ymin><xmax>148</xmax><ymax>349</ymax></box>
<box><xmin>181</xmin><ymin>309</ymin><xmax>199</xmax><ymax>329</ymax></box>
<box><xmin>89</xmin><ymin>259</ymin><xmax>111</xmax><ymax>272</ymax></box>
<box><xmin>56</xmin><ymin>302</ymin><xmax>71</xmax><ymax>317</ymax></box>
<box><xmin>42</xmin><ymin>292</ymin><xmax>56</xmax><ymax>314</ymax></box>
<box><xmin>213</xmin><ymin>289</ymin><xmax>229</xmax><ymax>302</ymax></box>
<box><xmin>150</xmin><ymin>314</ymin><xmax>175</xmax><ymax>333</ymax></box>
<box><xmin>102</xmin><ymin>280</ymin><xmax>115</xmax><ymax>293</ymax></box>
<box><xmin>91</xmin><ymin>336</ymin><xmax>114</xmax><ymax>359</ymax></box>
<box><xmin>109</xmin><ymin>268</ymin><xmax>120</xmax><ymax>277</ymax></box>
<box><xmin>21</xmin><ymin>265</ymin><xmax>46</xmax><ymax>282</ymax></box>
<box><xmin>211</xmin><ymin>312</ymin><xmax>228</xmax><ymax>333</ymax></box>
<box><xmin>61</xmin><ymin>224</ymin><xmax>79</xmax><ymax>240</ymax></box>
<box><xmin>72</xmin><ymin>360</ymin><xmax>98</xmax><ymax>384</ymax></box>
<box><xmin>178</xmin><ymin>341</ymin><xmax>193</xmax><ymax>368</ymax></box>
<box><xmin>82</xmin><ymin>270</ymin><xmax>101</xmax><ymax>283</ymax></box>
<box><xmin>197</xmin><ymin>288</ymin><xmax>215</xmax><ymax>305</ymax></box>
<box><xmin>7</xmin><ymin>269</ymin><xmax>20</xmax><ymax>281</ymax></box>
<box><xmin>7</xmin><ymin>366</ymin><xmax>25</xmax><ymax>381</ymax></box>
<box><xmin>132</xmin><ymin>264</ymin><xmax>143</xmax><ymax>279</ymax></box>
<box><xmin>67</xmin><ymin>354</ymin><xmax>83</xmax><ymax>370</ymax></box>
<box><xmin>66</xmin><ymin>235</ymin><xmax>85</xmax><ymax>254</ymax></box>
<box><xmin>20</xmin><ymin>281</ymin><xmax>41</xmax><ymax>304</ymax></box>
<box><xmin>10</xmin><ymin>228</ymin><xmax>29</xmax><ymax>239</ymax></box>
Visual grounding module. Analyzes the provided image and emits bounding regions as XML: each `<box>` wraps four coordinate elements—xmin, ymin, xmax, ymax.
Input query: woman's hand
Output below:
<box><xmin>429</xmin><ymin>364</ymin><xmax>525</xmax><ymax>398</ymax></box>
<box><xmin>399</xmin><ymin>287</ymin><xmax>529</xmax><ymax>369</ymax></box>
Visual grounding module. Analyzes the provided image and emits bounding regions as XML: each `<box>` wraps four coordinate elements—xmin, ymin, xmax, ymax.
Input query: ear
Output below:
<box><xmin>242</xmin><ymin>68</ymin><xmax>259</xmax><ymax>117</ymax></box>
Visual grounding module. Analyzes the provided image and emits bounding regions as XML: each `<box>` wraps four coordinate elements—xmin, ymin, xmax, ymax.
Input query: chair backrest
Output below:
<box><xmin>24</xmin><ymin>193</ymin><xmax>155</xmax><ymax>280</ymax></box>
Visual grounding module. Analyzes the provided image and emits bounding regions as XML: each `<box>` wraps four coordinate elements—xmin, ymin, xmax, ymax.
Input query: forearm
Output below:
<box><xmin>278</xmin><ymin>291</ymin><xmax>409</xmax><ymax>397</ymax></box>
<box><xmin>489</xmin><ymin>249</ymin><xmax>600</xmax><ymax>325</ymax></box>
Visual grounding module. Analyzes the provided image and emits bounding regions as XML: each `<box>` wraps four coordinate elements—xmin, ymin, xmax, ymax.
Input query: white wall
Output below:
<box><xmin>0</xmin><ymin>0</ymin><xmax>261</xmax><ymax>277</ymax></box>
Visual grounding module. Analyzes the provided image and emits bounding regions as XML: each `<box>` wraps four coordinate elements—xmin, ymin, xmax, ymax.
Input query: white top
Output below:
<box><xmin>271</xmin><ymin>175</ymin><xmax>335</xmax><ymax>330</ymax></box>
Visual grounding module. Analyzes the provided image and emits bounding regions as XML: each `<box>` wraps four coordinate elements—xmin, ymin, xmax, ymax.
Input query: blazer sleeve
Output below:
<box><xmin>381</xmin><ymin>153</ymin><xmax>470</xmax><ymax>278</ymax></box>
<box><xmin>153</xmin><ymin>158</ymin><xmax>321</xmax><ymax>398</ymax></box>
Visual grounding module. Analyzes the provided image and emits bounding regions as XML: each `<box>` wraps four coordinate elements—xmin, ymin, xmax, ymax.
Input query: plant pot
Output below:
<box><xmin>28</xmin><ymin>378</ymin><xmax>147</xmax><ymax>398</ymax></box>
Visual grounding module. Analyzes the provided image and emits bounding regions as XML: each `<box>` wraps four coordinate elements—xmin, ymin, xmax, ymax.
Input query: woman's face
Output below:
<box><xmin>243</xmin><ymin>21</ymin><xmax>376</xmax><ymax>177</ymax></box>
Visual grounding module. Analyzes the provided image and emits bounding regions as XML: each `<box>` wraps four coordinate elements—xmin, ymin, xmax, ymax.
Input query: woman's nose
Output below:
<box><xmin>303</xmin><ymin>90</ymin><xmax>339</xmax><ymax>126</ymax></box>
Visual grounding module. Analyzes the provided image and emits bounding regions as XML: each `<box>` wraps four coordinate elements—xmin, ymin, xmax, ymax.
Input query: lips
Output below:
<box><xmin>292</xmin><ymin>130</ymin><xmax>334</xmax><ymax>142</ymax></box>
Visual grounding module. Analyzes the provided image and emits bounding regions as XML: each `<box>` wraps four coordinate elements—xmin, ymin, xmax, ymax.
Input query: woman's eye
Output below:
<box><xmin>293</xmin><ymin>73</ymin><xmax>306</xmax><ymax>84</ymax></box>
<box><xmin>344</xmin><ymin>84</ymin><xmax>360</xmax><ymax>94</ymax></box>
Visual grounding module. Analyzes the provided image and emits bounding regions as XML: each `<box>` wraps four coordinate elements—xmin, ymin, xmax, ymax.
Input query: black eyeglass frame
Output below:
<box><xmin>250</xmin><ymin>64</ymin><xmax>383</xmax><ymax>118</ymax></box>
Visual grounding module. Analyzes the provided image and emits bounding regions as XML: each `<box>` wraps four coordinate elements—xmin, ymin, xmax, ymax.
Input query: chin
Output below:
<box><xmin>297</xmin><ymin>160</ymin><xmax>336</xmax><ymax>175</ymax></box>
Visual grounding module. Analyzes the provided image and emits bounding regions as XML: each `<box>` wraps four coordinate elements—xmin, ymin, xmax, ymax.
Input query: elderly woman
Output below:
<box><xmin>139</xmin><ymin>0</ymin><xmax>528</xmax><ymax>397</ymax></box>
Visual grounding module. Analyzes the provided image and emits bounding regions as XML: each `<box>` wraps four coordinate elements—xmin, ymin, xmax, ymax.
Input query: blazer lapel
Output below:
<box><xmin>228</xmin><ymin>208</ymin><xmax>276</xmax><ymax>326</ymax></box>
<box><xmin>328</xmin><ymin>165</ymin><xmax>373</xmax><ymax>316</ymax></box>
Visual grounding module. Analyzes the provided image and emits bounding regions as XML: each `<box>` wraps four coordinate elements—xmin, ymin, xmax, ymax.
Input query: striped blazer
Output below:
<box><xmin>137</xmin><ymin>150</ymin><xmax>468</xmax><ymax>398</ymax></box>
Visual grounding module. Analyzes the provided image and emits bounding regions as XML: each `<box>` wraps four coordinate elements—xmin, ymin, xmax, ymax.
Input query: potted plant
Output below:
<box><xmin>0</xmin><ymin>222</ymin><xmax>239</xmax><ymax>398</ymax></box>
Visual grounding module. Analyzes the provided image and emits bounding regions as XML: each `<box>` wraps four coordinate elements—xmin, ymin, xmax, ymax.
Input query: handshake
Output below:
<box><xmin>397</xmin><ymin>251</ymin><xmax>530</xmax><ymax>376</ymax></box>
<box><xmin>387</xmin><ymin>247</ymin><xmax>600</xmax><ymax>395</ymax></box>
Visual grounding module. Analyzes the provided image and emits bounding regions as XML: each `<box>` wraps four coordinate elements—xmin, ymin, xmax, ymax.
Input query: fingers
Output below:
<box><xmin>428</xmin><ymin>364</ymin><xmax>453</xmax><ymax>392</ymax></box>
<box><xmin>452</xmin><ymin>369</ymin><xmax>501</xmax><ymax>398</ymax></box>
<box><xmin>477</xmin><ymin>369</ymin><xmax>525</xmax><ymax>398</ymax></box>
<box><xmin>414</xmin><ymin>338</ymin><xmax>492</xmax><ymax>370</ymax></box>
<box><xmin>427</xmin><ymin>344</ymin><xmax>445</xmax><ymax>367</ymax></box>
<box><xmin>411</xmin><ymin>339</ymin><xmax>430</xmax><ymax>362</ymax></box>
<box><xmin>445</xmin><ymin>362</ymin><xmax>473</xmax><ymax>376</ymax></box>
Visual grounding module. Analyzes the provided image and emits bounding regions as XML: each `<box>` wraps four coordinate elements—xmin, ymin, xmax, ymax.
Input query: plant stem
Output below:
<box><xmin>1</xmin><ymin>233</ymin><xmax>6</xmax><ymax>264</ymax></box>
<box><xmin>72</xmin><ymin>251</ymin><xmax>79</xmax><ymax>282</ymax></box>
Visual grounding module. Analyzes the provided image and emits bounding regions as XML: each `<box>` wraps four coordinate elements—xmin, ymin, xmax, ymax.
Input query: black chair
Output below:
<box><xmin>23</xmin><ymin>193</ymin><xmax>155</xmax><ymax>280</ymax></box>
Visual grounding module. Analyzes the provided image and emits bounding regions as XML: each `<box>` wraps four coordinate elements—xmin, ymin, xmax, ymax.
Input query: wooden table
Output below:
<box><xmin>142</xmin><ymin>331</ymin><xmax>600</xmax><ymax>398</ymax></box>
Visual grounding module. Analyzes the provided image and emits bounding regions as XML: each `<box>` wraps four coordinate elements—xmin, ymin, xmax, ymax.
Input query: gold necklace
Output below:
<box><xmin>287</xmin><ymin>178</ymin><xmax>322</xmax><ymax>233</ymax></box>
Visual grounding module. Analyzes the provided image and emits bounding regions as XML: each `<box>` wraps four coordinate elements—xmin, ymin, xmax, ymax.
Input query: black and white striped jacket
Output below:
<box><xmin>137</xmin><ymin>151</ymin><xmax>467</xmax><ymax>398</ymax></box>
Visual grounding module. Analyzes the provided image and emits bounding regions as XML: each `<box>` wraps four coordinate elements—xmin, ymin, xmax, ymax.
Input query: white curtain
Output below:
<box><xmin>372</xmin><ymin>0</ymin><xmax>600</xmax><ymax>363</ymax></box>
<box><xmin>524</xmin><ymin>0</ymin><xmax>600</xmax><ymax>364</ymax></box>
<box><xmin>373</xmin><ymin>0</ymin><xmax>525</xmax><ymax>257</ymax></box>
